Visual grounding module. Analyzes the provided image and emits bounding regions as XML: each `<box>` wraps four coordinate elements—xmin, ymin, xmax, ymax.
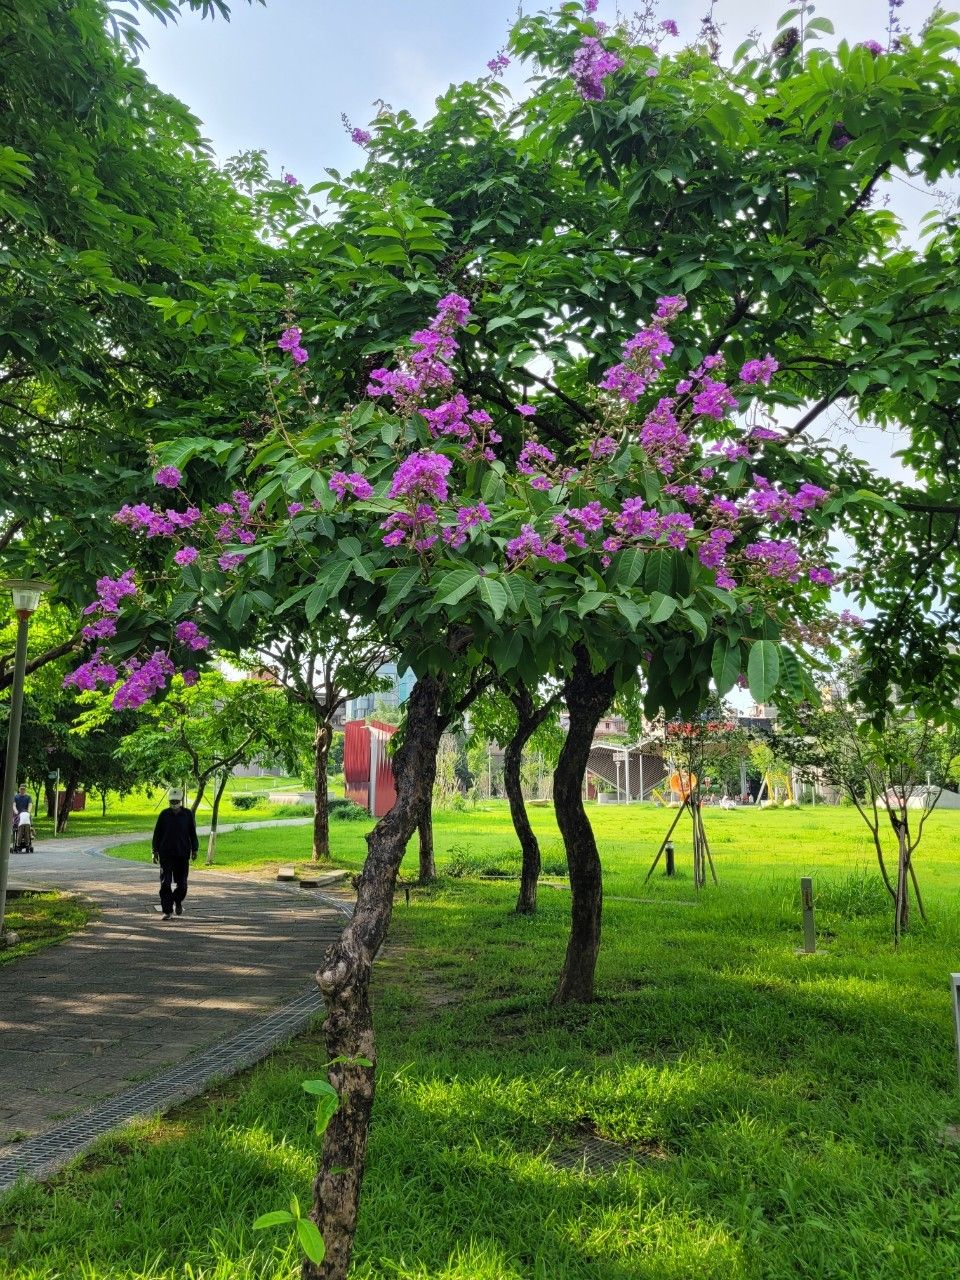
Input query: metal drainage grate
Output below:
<box><xmin>547</xmin><ymin>1133</ymin><xmax>667</xmax><ymax>1175</ymax></box>
<box><xmin>0</xmin><ymin>986</ymin><xmax>324</xmax><ymax>1192</ymax></box>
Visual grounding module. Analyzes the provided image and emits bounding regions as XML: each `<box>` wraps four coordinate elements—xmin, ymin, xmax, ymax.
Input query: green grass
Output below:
<box><xmin>26</xmin><ymin>776</ymin><xmax>315</xmax><ymax>840</ymax></box>
<box><xmin>0</xmin><ymin>892</ymin><xmax>93</xmax><ymax>965</ymax></box>
<box><xmin>4</xmin><ymin>805</ymin><xmax>960</xmax><ymax>1277</ymax></box>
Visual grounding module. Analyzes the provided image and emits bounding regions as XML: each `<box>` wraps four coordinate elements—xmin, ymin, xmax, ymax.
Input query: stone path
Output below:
<box><xmin>0</xmin><ymin>823</ymin><xmax>348</xmax><ymax>1169</ymax></box>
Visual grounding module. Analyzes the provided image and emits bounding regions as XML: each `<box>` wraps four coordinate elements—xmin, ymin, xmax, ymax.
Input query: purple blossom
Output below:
<box><xmin>639</xmin><ymin>399</ymin><xmax>690</xmax><ymax>474</ymax></box>
<box><xmin>748</xmin><ymin>427</ymin><xmax>782</xmax><ymax>442</ymax></box>
<box><xmin>588</xmin><ymin>435</ymin><xmax>617</xmax><ymax>460</ymax></box>
<box><xmin>381</xmin><ymin>504</ymin><xmax>438</xmax><ymax>550</ymax></box>
<box><xmin>63</xmin><ymin>649</ymin><xmax>118</xmax><ymax>693</ymax></box>
<box><xmin>283</xmin><ymin>172</ymin><xmax>298</xmax><ymax>186</ymax></box>
<box><xmin>174</xmin><ymin>620</ymin><xmax>211</xmax><ymax>651</ymax></box>
<box><xmin>570</xmin><ymin>36</ymin><xmax>624</xmax><ymax>101</ymax></box>
<box><xmin>329</xmin><ymin>471</ymin><xmax>374</xmax><ymax>502</ymax></box>
<box><xmin>698</xmin><ymin>528</ymin><xmax>735</xmax><ymax>570</ymax></box>
<box><xmin>388</xmin><ymin>451</ymin><xmax>452</xmax><ymax>503</ymax></box>
<box><xmin>277</xmin><ymin>327</ymin><xmax>302</xmax><ymax>353</ymax></box>
<box><xmin>692</xmin><ymin>378</ymin><xmax>737</xmax><ymax>420</ymax></box>
<box><xmin>809</xmin><ymin>566</ymin><xmax>836</xmax><ymax>585</ymax></box>
<box><xmin>81</xmin><ymin>616</ymin><xmax>117</xmax><ymax>641</ymax></box>
<box><xmin>182</xmin><ymin>670</ymin><xmax>199</xmax><ymax>687</ymax></box>
<box><xmin>290</xmin><ymin>346</ymin><xmax>309</xmax><ymax>365</ymax></box>
<box><xmin>515</xmin><ymin>404</ymin><xmax>537</xmax><ymax>417</ymax></box>
<box><xmin>740</xmin><ymin>356</ymin><xmax>779</xmax><ymax>386</ymax></box>
<box><xmin>517</xmin><ymin>441</ymin><xmax>556</xmax><ymax>475</ymax></box>
<box><xmin>859</xmin><ymin>39</ymin><xmax>884</xmax><ymax>56</ymax></box>
<box><xmin>585</xmin><ymin>0</ymin><xmax>598</xmax><ymax>11</ymax></box>
<box><xmin>599</xmin><ymin>363</ymin><xmax>647</xmax><ymax>402</ymax></box>
<box><xmin>351</xmin><ymin>128</ymin><xmax>372</xmax><ymax>145</ymax></box>
<box><xmin>287</xmin><ymin>502</ymin><xmax>304</xmax><ymax>516</ymax></box>
<box><xmin>660</xmin><ymin>512</ymin><xmax>694</xmax><ymax>549</ymax></box>
<box><xmin>614</xmin><ymin>499</ymin><xmax>660</xmax><ymax>540</ymax></box>
<box><xmin>442</xmin><ymin>502</ymin><xmax>492</xmax><ymax>549</ymax></box>
<box><xmin>93</xmin><ymin>571</ymin><xmax>137</xmax><ymax>615</ymax></box>
<box><xmin>436</xmin><ymin>293</ymin><xmax>472</xmax><ymax>326</ymax></box>
<box><xmin>218</xmin><ymin>553</ymin><xmax>245</xmax><ymax>572</ymax></box>
<box><xmin>112</xmin><ymin>650</ymin><xmax>176</xmax><ymax>710</ymax></box>
<box><xmin>654</xmin><ymin>295</ymin><xmax>687</xmax><ymax>321</ymax></box>
<box><xmin>174</xmin><ymin>546</ymin><xmax>199</xmax><ymax>567</ymax></box>
<box><xmin>645</xmin><ymin>67</ymin><xmax>659</xmax><ymax>78</ymax></box>
<box><xmin>700</xmin><ymin>466</ymin><xmax>715</xmax><ymax>479</ymax></box>
<box><xmin>487</xmin><ymin>52</ymin><xmax>510</xmax><ymax>75</ymax></box>
<box><xmin>744</xmin><ymin>539</ymin><xmax>801</xmax><ymax>580</ymax></box>
<box><xmin>660</xmin><ymin>19</ymin><xmax>679</xmax><ymax>36</ymax></box>
<box><xmin>154</xmin><ymin>466</ymin><xmax>182</xmax><ymax>489</ymax></box>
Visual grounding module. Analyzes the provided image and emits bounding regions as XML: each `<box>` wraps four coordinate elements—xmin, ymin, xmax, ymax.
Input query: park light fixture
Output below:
<box><xmin>0</xmin><ymin>577</ymin><xmax>53</xmax><ymax>946</ymax></box>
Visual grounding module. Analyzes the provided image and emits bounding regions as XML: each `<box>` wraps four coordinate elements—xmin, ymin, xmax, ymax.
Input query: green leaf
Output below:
<box><xmin>644</xmin><ymin>549</ymin><xmax>674</xmax><ymax>595</ymax></box>
<box><xmin>648</xmin><ymin>592</ymin><xmax>677</xmax><ymax>625</ymax></box>
<box><xmin>434</xmin><ymin>569</ymin><xmax>479</xmax><ymax>606</ymax></box>
<box><xmin>577</xmin><ymin>590</ymin><xmax>609</xmax><ymax>618</ymax></box>
<box><xmin>615</xmin><ymin>597</ymin><xmax>645</xmax><ymax>629</ymax></box>
<box><xmin>711</xmin><ymin>638</ymin><xmax>740</xmax><ymax>696</ymax></box>
<box><xmin>747</xmin><ymin>640</ymin><xmax>780</xmax><ymax>702</ymax></box>
<box><xmin>682</xmin><ymin>607</ymin><xmax>708</xmax><ymax>641</ymax></box>
<box><xmin>779</xmin><ymin>647</ymin><xmax>807</xmax><ymax>702</ymax></box>
<box><xmin>608</xmin><ymin>546</ymin><xmax>645</xmax><ymax>588</ymax></box>
<box><xmin>479</xmin><ymin>576</ymin><xmax>509</xmax><ymax>620</ymax></box>
<box><xmin>253</xmin><ymin>1211</ymin><xmax>295</xmax><ymax>1229</ymax></box>
<box><xmin>379</xmin><ymin>566</ymin><xmax>421</xmax><ymax>614</ymax></box>
<box><xmin>301</xmin><ymin>1078</ymin><xmax>339</xmax><ymax>1099</ymax></box>
<box><xmin>296</xmin><ymin>1219</ymin><xmax>327</xmax><ymax>1265</ymax></box>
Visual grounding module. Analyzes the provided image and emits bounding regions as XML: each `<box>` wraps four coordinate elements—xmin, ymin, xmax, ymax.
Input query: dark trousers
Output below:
<box><xmin>159</xmin><ymin>856</ymin><xmax>190</xmax><ymax>915</ymax></box>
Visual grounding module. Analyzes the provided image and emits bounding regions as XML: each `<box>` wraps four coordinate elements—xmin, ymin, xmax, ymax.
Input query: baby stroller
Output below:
<box><xmin>12</xmin><ymin>810</ymin><xmax>34</xmax><ymax>854</ymax></box>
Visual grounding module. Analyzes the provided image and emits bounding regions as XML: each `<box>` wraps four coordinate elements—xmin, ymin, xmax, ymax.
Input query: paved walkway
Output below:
<box><xmin>0</xmin><ymin>823</ymin><xmax>348</xmax><ymax>1156</ymax></box>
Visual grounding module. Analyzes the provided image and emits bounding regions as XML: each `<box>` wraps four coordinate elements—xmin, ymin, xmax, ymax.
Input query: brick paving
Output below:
<box><xmin>0</xmin><ymin>825</ymin><xmax>348</xmax><ymax>1154</ymax></box>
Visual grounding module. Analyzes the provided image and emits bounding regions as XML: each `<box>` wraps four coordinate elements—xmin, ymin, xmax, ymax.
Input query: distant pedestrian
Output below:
<box><xmin>13</xmin><ymin>784</ymin><xmax>30</xmax><ymax>815</ymax></box>
<box><xmin>152</xmin><ymin>789</ymin><xmax>198</xmax><ymax>921</ymax></box>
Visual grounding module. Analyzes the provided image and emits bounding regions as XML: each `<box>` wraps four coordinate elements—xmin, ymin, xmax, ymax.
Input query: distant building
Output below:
<box><xmin>559</xmin><ymin>711</ymin><xmax>630</xmax><ymax>739</ymax></box>
<box><xmin>345</xmin><ymin>662</ymin><xmax>416</xmax><ymax>721</ymax></box>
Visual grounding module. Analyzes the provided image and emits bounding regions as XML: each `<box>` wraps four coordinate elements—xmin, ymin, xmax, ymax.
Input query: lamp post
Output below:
<box><xmin>0</xmin><ymin>579</ymin><xmax>52</xmax><ymax>945</ymax></box>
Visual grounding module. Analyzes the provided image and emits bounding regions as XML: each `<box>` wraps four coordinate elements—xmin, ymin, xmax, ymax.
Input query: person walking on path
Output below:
<box><xmin>152</xmin><ymin>789</ymin><xmax>198</xmax><ymax>920</ymax></box>
<box><xmin>13</xmin><ymin>784</ymin><xmax>30</xmax><ymax>816</ymax></box>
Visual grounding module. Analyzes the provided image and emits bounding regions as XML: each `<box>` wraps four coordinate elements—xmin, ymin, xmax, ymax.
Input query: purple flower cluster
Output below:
<box><xmin>63</xmin><ymin>648</ymin><xmax>118</xmax><ymax>693</ymax></box>
<box><xmin>174</xmin><ymin>546</ymin><xmax>199</xmax><ymax>567</ymax></box>
<box><xmin>388</xmin><ymin>451</ymin><xmax>452</xmax><ymax>503</ymax></box>
<box><xmin>740</xmin><ymin>356</ymin><xmax>779</xmax><ymax>386</ymax></box>
<box><xmin>278</xmin><ymin>326</ymin><xmax>309</xmax><ymax>366</ymax></box>
<box><xmin>351</xmin><ymin>128</ymin><xmax>372</xmax><ymax>145</ymax></box>
<box><xmin>808</xmin><ymin>566</ymin><xmax>836</xmax><ymax>585</ymax></box>
<box><xmin>588</xmin><ymin>435</ymin><xmax>617</xmax><ymax>460</ymax></box>
<box><xmin>487</xmin><ymin>52</ymin><xmax>510</xmax><ymax>75</ymax></box>
<box><xmin>654</xmin><ymin>295</ymin><xmax>687</xmax><ymax>321</ymax></box>
<box><xmin>698</xmin><ymin>529</ymin><xmax>736</xmax><ymax>588</ymax></box>
<box><xmin>218</xmin><ymin>552</ymin><xmax>245</xmax><ymax>572</ymax></box>
<box><xmin>443</xmin><ymin>503</ymin><xmax>492</xmax><ymax>549</ymax></box>
<box><xmin>382</xmin><ymin>504</ymin><xmax>438</xmax><ymax>552</ymax></box>
<box><xmin>115</xmin><ymin>503</ymin><xmax>202</xmax><ymax>539</ymax></box>
<box><xmin>515</xmin><ymin>404</ymin><xmax>536</xmax><ymax>418</ymax></box>
<box><xmin>421</xmin><ymin>394</ymin><xmax>501</xmax><ymax>461</ymax></box>
<box><xmin>570</xmin><ymin>36</ymin><xmax>624</xmax><ymax>101</ymax></box>
<box><xmin>859</xmin><ymin>39</ymin><xmax>884</xmax><ymax>56</ymax></box>
<box><xmin>600</xmin><ymin>327</ymin><xmax>674</xmax><ymax>404</ymax></box>
<box><xmin>744</xmin><ymin>540</ymin><xmax>801</xmax><ymax>580</ymax></box>
<box><xmin>174</xmin><ymin>620</ymin><xmax>211</xmax><ymax>651</ymax></box>
<box><xmin>585</xmin><ymin>0</ymin><xmax>599</xmax><ymax>12</ymax></box>
<box><xmin>113</xmin><ymin>650</ymin><xmax>175</xmax><ymax>710</ymax></box>
<box><xmin>692</xmin><ymin>378</ymin><xmax>737</xmax><ymax>420</ymax></box>
<box><xmin>154</xmin><ymin>466</ymin><xmax>182</xmax><ymax>489</ymax></box>
<box><xmin>639</xmin><ymin>400</ymin><xmax>690</xmax><ymax>475</ymax></box>
<box><xmin>746</xmin><ymin>477</ymin><xmax>828</xmax><ymax>523</ymax></box>
<box><xmin>505</xmin><ymin>524</ymin><xmax>567</xmax><ymax>564</ymax></box>
<box><xmin>329</xmin><ymin>471</ymin><xmax>374</xmax><ymax>502</ymax></box>
<box><xmin>79</xmin><ymin>571</ymin><xmax>137</xmax><ymax>643</ymax></box>
<box><xmin>660</xmin><ymin>19</ymin><xmax>679</xmax><ymax>37</ymax></box>
<box><xmin>283</xmin><ymin>172</ymin><xmax>298</xmax><ymax>186</ymax></box>
<box><xmin>368</xmin><ymin>294</ymin><xmax>471</xmax><ymax>413</ymax></box>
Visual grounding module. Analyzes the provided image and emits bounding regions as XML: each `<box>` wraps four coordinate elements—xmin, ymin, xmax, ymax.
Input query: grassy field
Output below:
<box><xmin>4</xmin><ymin>803</ymin><xmax>960</xmax><ymax>1278</ymax></box>
<box><xmin>0</xmin><ymin>892</ymin><xmax>93</xmax><ymax>965</ymax></box>
<box><xmin>25</xmin><ymin>774</ymin><xmax>319</xmax><ymax>840</ymax></box>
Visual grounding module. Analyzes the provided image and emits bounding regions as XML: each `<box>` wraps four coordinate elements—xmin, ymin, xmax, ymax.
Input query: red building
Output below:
<box><xmin>343</xmin><ymin>720</ymin><xmax>398</xmax><ymax>817</ymax></box>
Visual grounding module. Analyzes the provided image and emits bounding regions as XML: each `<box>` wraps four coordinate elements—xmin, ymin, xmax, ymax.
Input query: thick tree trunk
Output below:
<box><xmin>56</xmin><ymin>776</ymin><xmax>80</xmax><ymax>833</ymax></box>
<box><xmin>417</xmin><ymin>793</ymin><xmax>436</xmax><ymax>882</ymax></box>
<box><xmin>306</xmin><ymin>674</ymin><xmax>445</xmax><ymax>1280</ymax></box>
<box><xmin>313</xmin><ymin>719</ymin><xmax>332</xmax><ymax>862</ymax></box>
<box><xmin>551</xmin><ymin>651</ymin><xmax>615</xmax><ymax>1005</ymax></box>
<box><xmin>44</xmin><ymin>778</ymin><xmax>55</xmax><ymax>820</ymax></box>
<box><xmin>506</xmin><ymin>684</ymin><xmax>556</xmax><ymax>916</ymax></box>
<box><xmin>206</xmin><ymin>771</ymin><xmax>230</xmax><ymax>865</ymax></box>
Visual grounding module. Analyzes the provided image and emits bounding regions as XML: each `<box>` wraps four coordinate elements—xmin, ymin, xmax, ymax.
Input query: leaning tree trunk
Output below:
<box><xmin>307</xmin><ymin>674</ymin><xmax>445</xmax><ymax>1280</ymax></box>
<box><xmin>56</xmin><ymin>775</ymin><xmax>80</xmax><ymax>833</ymax></box>
<box><xmin>506</xmin><ymin>684</ymin><xmax>556</xmax><ymax>916</ymax></box>
<box><xmin>313</xmin><ymin>719</ymin><xmax>332</xmax><ymax>862</ymax></box>
<box><xmin>418</xmin><ymin>793</ymin><xmax>436</xmax><ymax>882</ymax></box>
<box><xmin>206</xmin><ymin>771</ymin><xmax>230</xmax><ymax>865</ymax></box>
<box><xmin>552</xmin><ymin>650</ymin><xmax>616</xmax><ymax>1005</ymax></box>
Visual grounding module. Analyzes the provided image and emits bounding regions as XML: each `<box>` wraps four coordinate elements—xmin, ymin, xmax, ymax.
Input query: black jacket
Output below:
<box><xmin>152</xmin><ymin>806</ymin><xmax>199</xmax><ymax>860</ymax></box>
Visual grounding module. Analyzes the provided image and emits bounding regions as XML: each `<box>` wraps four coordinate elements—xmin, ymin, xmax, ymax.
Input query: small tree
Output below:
<box><xmin>779</xmin><ymin>662</ymin><xmax>960</xmax><ymax>939</ymax></box>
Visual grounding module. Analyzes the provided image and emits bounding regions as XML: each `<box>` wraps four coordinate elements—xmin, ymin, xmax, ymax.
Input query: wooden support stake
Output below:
<box><xmin>801</xmin><ymin>877</ymin><xmax>816</xmax><ymax>954</ymax></box>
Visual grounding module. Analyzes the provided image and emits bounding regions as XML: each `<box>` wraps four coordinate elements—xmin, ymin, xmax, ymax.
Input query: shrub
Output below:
<box><xmin>815</xmin><ymin>868</ymin><xmax>891</xmax><ymax>918</ymax></box>
<box><xmin>278</xmin><ymin>802</ymin><xmax>316</xmax><ymax>817</ymax></box>
<box><xmin>330</xmin><ymin>800</ymin><xmax>370</xmax><ymax>822</ymax></box>
<box><xmin>232</xmin><ymin>793</ymin><xmax>264</xmax><ymax>811</ymax></box>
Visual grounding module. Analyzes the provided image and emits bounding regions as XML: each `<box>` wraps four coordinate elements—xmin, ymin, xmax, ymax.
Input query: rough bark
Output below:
<box><xmin>313</xmin><ymin>718</ymin><xmax>332</xmax><ymax>862</ymax></box>
<box><xmin>56</xmin><ymin>776</ymin><xmax>79</xmax><ymax>833</ymax></box>
<box><xmin>206</xmin><ymin>771</ymin><xmax>230</xmax><ymax>865</ymax></box>
<box><xmin>417</xmin><ymin>793</ymin><xmax>436</xmax><ymax>882</ymax></box>
<box><xmin>306</xmin><ymin>674</ymin><xmax>445</xmax><ymax>1280</ymax></box>
<box><xmin>506</xmin><ymin>684</ymin><xmax>557</xmax><ymax>916</ymax></box>
<box><xmin>551</xmin><ymin>650</ymin><xmax>616</xmax><ymax>1005</ymax></box>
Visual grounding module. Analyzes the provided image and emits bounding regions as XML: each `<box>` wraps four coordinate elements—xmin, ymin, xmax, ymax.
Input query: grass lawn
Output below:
<box><xmin>4</xmin><ymin>803</ymin><xmax>960</xmax><ymax>1278</ymax></box>
<box><xmin>0</xmin><ymin>892</ymin><xmax>93</xmax><ymax>965</ymax></box>
<box><xmin>25</xmin><ymin>775</ymin><xmax>315</xmax><ymax>840</ymax></box>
